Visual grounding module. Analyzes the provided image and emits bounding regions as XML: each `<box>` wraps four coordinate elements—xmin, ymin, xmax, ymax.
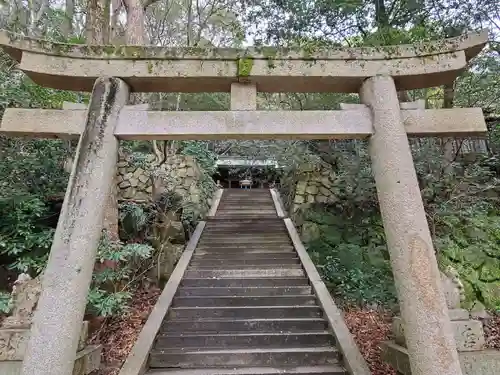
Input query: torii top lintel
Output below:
<box><xmin>0</xmin><ymin>29</ymin><xmax>488</xmax><ymax>93</ymax></box>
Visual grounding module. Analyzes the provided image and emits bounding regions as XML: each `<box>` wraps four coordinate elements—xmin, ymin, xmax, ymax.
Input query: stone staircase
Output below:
<box><xmin>144</xmin><ymin>189</ymin><xmax>351</xmax><ymax>375</ymax></box>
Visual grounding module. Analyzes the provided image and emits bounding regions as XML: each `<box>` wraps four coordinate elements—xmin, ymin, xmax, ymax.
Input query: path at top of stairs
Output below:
<box><xmin>145</xmin><ymin>189</ymin><xmax>349</xmax><ymax>375</ymax></box>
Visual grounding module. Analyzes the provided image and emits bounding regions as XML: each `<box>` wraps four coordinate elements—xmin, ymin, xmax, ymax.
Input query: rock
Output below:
<box><xmin>177</xmin><ymin>168</ymin><xmax>187</xmax><ymax>178</ymax></box>
<box><xmin>306</xmin><ymin>194</ymin><xmax>315</xmax><ymax>203</ymax></box>
<box><xmin>184</xmin><ymin>177</ymin><xmax>195</xmax><ymax>187</ymax></box>
<box><xmin>133</xmin><ymin>168</ymin><xmax>145</xmax><ymax>178</ymax></box>
<box><xmin>294</xmin><ymin>195</ymin><xmax>305</xmax><ymax>204</ymax></box>
<box><xmin>441</xmin><ymin>265</ymin><xmax>465</xmax><ymax>309</ymax></box>
<box><xmin>122</xmin><ymin>187</ymin><xmax>135</xmax><ymax>199</ymax></box>
<box><xmin>320</xmin><ymin>176</ymin><xmax>331</xmax><ymax>187</ymax></box>
<box><xmin>118</xmin><ymin>167</ymin><xmax>127</xmax><ymax>175</ymax></box>
<box><xmin>296</xmin><ymin>181</ymin><xmax>307</xmax><ymax>195</ymax></box>
<box><xmin>186</xmin><ymin>167</ymin><xmax>196</xmax><ymax>177</ymax></box>
<box><xmin>129</xmin><ymin>178</ymin><xmax>139</xmax><ymax>187</ymax></box>
<box><xmin>316</xmin><ymin>195</ymin><xmax>328</xmax><ymax>203</ymax></box>
<box><xmin>301</xmin><ymin>222</ymin><xmax>321</xmax><ymax>243</ymax></box>
<box><xmin>126</xmin><ymin>166</ymin><xmax>136</xmax><ymax>173</ymax></box>
<box><xmin>135</xmin><ymin>192</ymin><xmax>149</xmax><ymax>201</ymax></box>
<box><xmin>146</xmin><ymin>154</ymin><xmax>156</xmax><ymax>162</ymax></box>
<box><xmin>119</xmin><ymin>180</ymin><xmax>131</xmax><ymax>189</ymax></box>
<box><xmin>146</xmin><ymin>186</ymin><xmax>153</xmax><ymax>193</ymax></box>
<box><xmin>319</xmin><ymin>186</ymin><xmax>331</xmax><ymax>196</ymax></box>
<box><xmin>470</xmin><ymin>301</ymin><xmax>490</xmax><ymax>320</ymax></box>
<box><xmin>1</xmin><ymin>274</ymin><xmax>42</xmax><ymax>329</ymax></box>
<box><xmin>393</xmin><ymin>316</ymin><xmax>486</xmax><ymax>352</ymax></box>
<box><xmin>116</xmin><ymin>175</ymin><xmax>124</xmax><ymax>183</ymax></box>
<box><xmin>117</xmin><ymin>161</ymin><xmax>128</xmax><ymax>168</ymax></box>
<box><xmin>306</xmin><ymin>184</ymin><xmax>319</xmax><ymax>195</ymax></box>
<box><xmin>123</xmin><ymin>172</ymin><xmax>133</xmax><ymax>181</ymax></box>
<box><xmin>0</xmin><ymin>328</ymin><xmax>29</xmax><ymax>360</ymax></box>
<box><xmin>167</xmin><ymin>221</ymin><xmax>186</xmax><ymax>244</ymax></box>
<box><xmin>138</xmin><ymin>174</ymin><xmax>150</xmax><ymax>184</ymax></box>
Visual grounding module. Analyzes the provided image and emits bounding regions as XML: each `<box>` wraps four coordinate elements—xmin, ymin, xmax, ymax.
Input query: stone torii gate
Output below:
<box><xmin>0</xmin><ymin>29</ymin><xmax>489</xmax><ymax>375</ymax></box>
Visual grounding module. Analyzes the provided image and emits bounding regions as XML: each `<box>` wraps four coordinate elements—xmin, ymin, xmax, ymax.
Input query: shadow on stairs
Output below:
<box><xmin>119</xmin><ymin>189</ymin><xmax>370</xmax><ymax>375</ymax></box>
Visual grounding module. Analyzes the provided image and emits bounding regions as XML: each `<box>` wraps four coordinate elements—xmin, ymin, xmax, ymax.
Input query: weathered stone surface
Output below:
<box><xmin>470</xmin><ymin>301</ymin><xmax>490</xmax><ymax>319</ymax></box>
<box><xmin>1</xmin><ymin>274</ymin><xmax>42</xmax><ymax>329</ymax></box>
<box><xmin>19</xmin><ymin>77</ymin><xmax>129</xmax><ymax>375</ymax></box>
<box><xmin>319</xmin><ymin>186</ymin><xmax>332</xmax><ymax>196</ymax></box>
<box><xmin>157</xmin><ymin>243</ymin><xmax>184</xmax><ymax>281</ymax></box>
<box><xmin>361</xmin><ymin>76</ymin><xmax>461</xmax><ymax>375</ymax></box>
<box><xmin>0</xmin><ymin>329</ymin><xmax>28</xmax><ymax>361</ymax></box>
<box><xmin>294</xmin><ymin>195</ymin><xmax>305</xmax><ymax>204</ymax></box>
<box><xmin>449</xmin><ymin>309</ymin><xmax>470</xmax><ymax>321</ymax></box>
<box><xmin>296</xmin><ymin>181</ymin><xmax>307</xmax><ymax>195</ymax></box>
<box><xmin>441</xmin><ymin>265</ymin><xmax>465</xmax><ymax>309</ymax></box>
<box><xmin>382</xmin><ymin>341</ymin><xmax>500</xmax><ymax>375</ymax></box>
<box><xmin>393</xmin><ymin>317</ymin><xmax>485</xmax><ymax>352</ymax></box>
<box><xmin>305</xmin><ymin>184</ymin><xmax>319</xmax><ymax>195</ymax></box>
<box><xmin>129</xmin><ymin>177</ymin><xmax>139</xmax><ymax>187</ymax></box>
<box><xmin>301</xmin><ymin>222</ymin><xmax>321</xmax><ymax>243</ymax></box>
<box><xmin>119</xmin><ymin>180</ymin><xmax>131</xmax><ymax>188</ymax></box>
<box><xmin>316</xmin><ymin>195</ymin><xmax>328</xmax><ymax>203</ymax></box>
<box><xmin>138</xmin><ymin>174</ymin><xmax>149</xmax><ymax>184</ymax></box>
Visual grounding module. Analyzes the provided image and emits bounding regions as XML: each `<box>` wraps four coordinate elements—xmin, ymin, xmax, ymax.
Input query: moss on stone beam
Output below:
<box><xmin>0</xmin><ymin>29</ymin><xmax>488</xmax><ymax>62</ymax></box>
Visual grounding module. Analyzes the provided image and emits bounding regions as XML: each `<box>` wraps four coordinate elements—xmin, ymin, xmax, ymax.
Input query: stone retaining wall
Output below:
<box><xmin>116</xmin><ymin>153</ymin><xmax>215</xmax><ymax>218</ymax></box>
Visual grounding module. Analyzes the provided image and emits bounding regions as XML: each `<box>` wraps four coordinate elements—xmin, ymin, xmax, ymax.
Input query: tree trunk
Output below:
<box><xmin>62</xmin><ymin>0</ymin><xmax>74</xmax><ymax>37</ymax></box>
<box><xmin>86</xmin><ymin>0</ymin><xmax>110</xmax><ymax>44</ymax></box>
<box><xmin>442</xmin><ymin>82</ymin><xmax>456</xmax><ymax>174</ymax></box>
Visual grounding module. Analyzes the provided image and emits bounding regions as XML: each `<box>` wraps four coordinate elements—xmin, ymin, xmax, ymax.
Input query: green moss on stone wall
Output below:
<box><xmin>237</xmin><ymin>57</ymin><xmax>254</xmax><ymax>77</ymax></box>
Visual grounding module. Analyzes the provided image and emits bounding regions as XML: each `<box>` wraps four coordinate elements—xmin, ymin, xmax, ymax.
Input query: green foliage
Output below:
<box><xmin>179</xmin><ymin>141</ymin><xmax>218</xmax><ymax>174</ymax></box>
<box><xmin>87</xmin><ymin>232</ymin><xmax>154</xmax><ymax>317</ymax></box>
<box><xmin>119</xmin><ymin>202</ymin><xmax>151</xmax><ymax>240</ymax></box>
<box><xmin>0</xmin><ymin>196</ymin><xmax>54</xmax><ymax>274</ymax></box>
<box><xmin>435</xmin><ymin>212</ymin><xmax>500</xmax><ymax>311</ymax></box>
<box><xmin>305</xmin><ymin>208</ymin><xmax>398</xmax><ymax>307</ymax></box>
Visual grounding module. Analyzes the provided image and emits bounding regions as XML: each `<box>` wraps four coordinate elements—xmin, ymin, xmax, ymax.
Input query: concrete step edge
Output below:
<box><xmin>150</xmin><ymin>347</ymin><xmax>338</xmax><ymax>355</ymax></box>
<box><xmin>146</xmin><ymin>365</ymin><xmax>347</xmax><ymax>375</ymax></box>
<box><xmin>170</xmin><ymin>305</ymin><xmax>319</xmax><ymax>310</ymax></box>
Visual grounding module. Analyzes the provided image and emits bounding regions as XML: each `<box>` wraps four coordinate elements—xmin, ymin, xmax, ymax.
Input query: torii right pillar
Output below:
<box><xmin>361</xmin><ymin>75</ymin><xmax>462</xmax><ymax>375</ymax></box>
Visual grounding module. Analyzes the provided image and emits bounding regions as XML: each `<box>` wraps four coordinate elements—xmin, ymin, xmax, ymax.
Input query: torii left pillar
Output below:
<box><xmin>20</xmin><ymin>77</ymin><xmax>130</xmax><ymax>375</ymax></box>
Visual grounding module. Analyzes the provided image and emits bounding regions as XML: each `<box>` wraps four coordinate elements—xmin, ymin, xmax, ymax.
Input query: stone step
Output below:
<box><xmin>177</xmin><ymin>286</ymin><xmax>311</xmax><ymax>297</ymax></box>
<box><xmin>202</xmin><ymin>233</ymin><xmax>290</xmax><ymax>239</ymax></box>
<box><xmin>192</xmin><ymin>252</ymin><xmax>299</xmax><ymax>260</ymax></box>
<box><xmin>190</xmin><ymin>258</ymin><xmax>300</xmax><ymax>266</ymax></box>
<box><xmin>184</xmin><ymin>269</ymin><xmax>305</xmax><ymax>279</ymax></box>
<box><xmin>146</xmin><ymin>365</ymin><xmax>347</xmax><ymax>375</ymax></box>
<box><xmin>161</xmin><ymin>318</ymin><xmax>328</xmax><ymax>333</ymax></box>
<box><xmin>215</xmin><ymin>213</ymin><xmax>277</xmax><ymax>217</ymax></box>
<box><xmin>172</xmin><ymin>295</ymin><xmax>316</xmax><ymax>308</ymax></box>
<box><xmin>195</xmin><ymin>247</ymin><xmax>296</xmax><ymax>254</ymax></box>
<box><xmin>202</xmin><ymin>230</ymin><xmax>289</xmax><ymax>235</ymax></box>
<box><xmin>196</xmin><ymin>244</ymin><xmax>294</xmax><ymax>250</ymax></box>
<box><xmin>155</xmin><ymin>331</ymin><xmax>334</xmax><ymax>349</ymax></box>
<box><xmin>149</xmin><ymin>347</ymin><xmax>339</xmax><ymax>368</ymax></box>
<box><xmin>198</xmin><ymin>242</ymin><xmax>292</xmax><ymax>248</ymax></box>
<box><xmin>168</xmin><ymin>306</ymin><xmax>322</xmax><ymax>319</ymax></box>
<box><xmin>194</xmin><ymin>246</ymin><xmax>297</xmax><ymax>257</ymax></box>
<box><xmin>217</xmin><ymin>206</ymin><xmax>275</xmax><ymax>210</ymax></box>
<box><xmin>180</xmin><ymin>277</ymin><xmax>309</xmax><ymax>288</ymax></box>
<box><xmin>197</xmin><ymin>242</ymin><xmax>292</xmax><ymax>248</ymax></box>
<box><xmin>189</xmin><ymin>264</ymin><xmax>302</xmax><ymax>270</ymax></box>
